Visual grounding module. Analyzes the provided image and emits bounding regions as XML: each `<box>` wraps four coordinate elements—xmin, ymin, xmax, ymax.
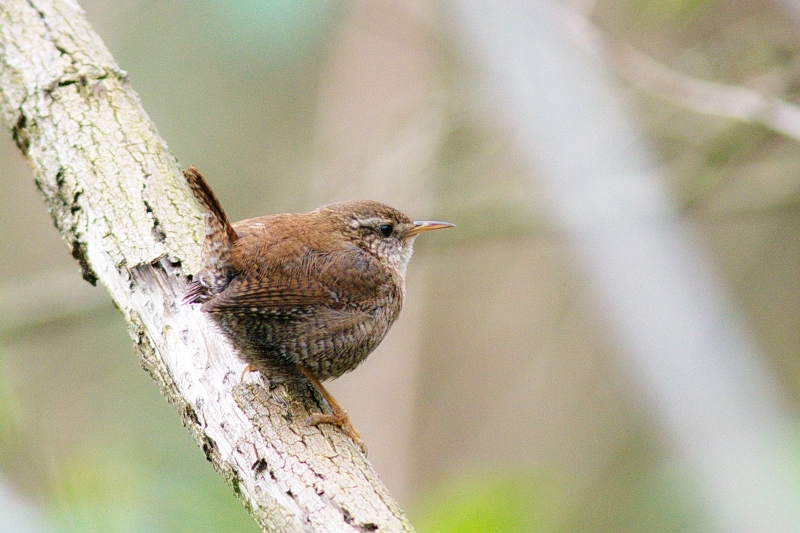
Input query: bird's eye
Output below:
<box><xmin>378</xmin><ymin>224</ymin><xmax>393</xmax><ymax>237</ymax></box>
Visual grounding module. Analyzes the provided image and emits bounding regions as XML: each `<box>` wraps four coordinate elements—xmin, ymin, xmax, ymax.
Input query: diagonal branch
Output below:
<box><xmin>557</xmin><ymin>1</ymin><xmax>800</xmax><ymax>143</ymax></box>
<box><xmin>612</xmin><ymin>39</ymin><xmax>800</xmax><ymax>142</ymax></box>
<box><xmin>0</xmin><ymin>1</ymin><xmax>413</xmax><ymax>532</ymax></box>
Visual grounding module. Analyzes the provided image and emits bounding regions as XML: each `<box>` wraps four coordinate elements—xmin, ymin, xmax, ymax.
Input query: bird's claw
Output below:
<box><xmin>306</xmin><ymin>410</ymin><xmax>367</xmax><ymax>454</ymax></box>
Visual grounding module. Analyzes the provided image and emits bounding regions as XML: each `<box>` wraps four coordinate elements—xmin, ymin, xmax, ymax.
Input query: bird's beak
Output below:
<box><xmin>408</xmin><ymin>220</ymin><xmax>456</xmax><ymax>237</ymax></box>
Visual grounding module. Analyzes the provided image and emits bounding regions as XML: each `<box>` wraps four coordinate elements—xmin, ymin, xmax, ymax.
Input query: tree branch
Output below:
<box><xmin>558</xmin><ymin>0</ymin><xmax>800</xmax><ymax>142</ymax></box>
<box><xmin>0</xmin><ymin>1</ymin><xmax>414</xmax><ymax>531</ymax></box>
<box><xmin>612</xmin><ymin>39</ymin><xmax>800</xmax><ymax>142</ymax></box>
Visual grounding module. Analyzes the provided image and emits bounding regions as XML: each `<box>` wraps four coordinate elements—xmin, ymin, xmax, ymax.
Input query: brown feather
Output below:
<box><xmin>183</xmin><ymin>169</ymin><xmax>452</xmax><ymax>380</ymax></box>
<box><xmin>184</xmin><ymin>166</ymin><xmax>237</xmax><ymax>244</ymax></box>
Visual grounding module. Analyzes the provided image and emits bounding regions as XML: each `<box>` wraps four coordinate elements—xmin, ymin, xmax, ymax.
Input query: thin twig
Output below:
<box><xmin>557</xmin><ymin>1</ymin><xmax>800</xmax><ymax>142</ymax></box>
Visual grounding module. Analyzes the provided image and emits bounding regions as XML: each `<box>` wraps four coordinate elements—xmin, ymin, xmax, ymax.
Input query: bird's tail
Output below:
<box><xmin>184</xmin><ymin>166</ymin><xmax>238</xmax><ymax>244</ymax></box>
<box><xmin>183</xmin><ymin>166</ymin><xmax>237</xmax><ymax>303</ymax></box>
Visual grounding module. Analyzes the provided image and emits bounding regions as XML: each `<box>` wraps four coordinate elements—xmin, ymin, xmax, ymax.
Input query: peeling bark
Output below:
<box><xmin>0</xmin><ymin>1</ymin><xmax>415</xmax><ymax>531</ymax></box>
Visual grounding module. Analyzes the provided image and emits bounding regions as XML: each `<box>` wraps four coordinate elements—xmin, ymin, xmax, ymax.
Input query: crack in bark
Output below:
<box><xmin>143</xmin><ymin>195</ymin><xmax>167</xmax><ymax>243</ymax></box>
<box><xmin>25</xmin><ymin>0</ymin><xmax>46</xmax><ymax>26</ymax></box>
<box><xmin>12</xmin><ymin>112</ymin><xmax>29</xmax><ymax>154</ymax></box>
<box><xmin>252</xmin><ymin>458</ymin><xmax>269</xmax><ymax>474</ymax></box>
<box><xmin>32</xmin><ymin>163</ymin><xmax>96</xmax><ymax>285</ymax></box>
<box><xmin>70</xmin><ymin>239</ymin><xmax>97</xmax><ymax>285</ymax></box>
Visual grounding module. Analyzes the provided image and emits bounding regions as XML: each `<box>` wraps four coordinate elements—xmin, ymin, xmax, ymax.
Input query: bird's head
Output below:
<box><xmin>316</xmin><ymin>200</ymin><xmax>454</xmax><ymax>278</ymax></box>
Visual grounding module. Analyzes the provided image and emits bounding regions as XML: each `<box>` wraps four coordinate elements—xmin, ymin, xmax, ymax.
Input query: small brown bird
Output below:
<box><xmin>182</xmin><ymin>167</ymin><xmax>453</xmax><ymax>451</ymax></box>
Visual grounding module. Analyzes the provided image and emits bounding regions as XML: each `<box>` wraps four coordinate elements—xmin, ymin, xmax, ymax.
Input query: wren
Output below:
<box><xmin>182</xmin><ymin>166</ymin><xmax>453</xmax><ymax>452</ymax></box>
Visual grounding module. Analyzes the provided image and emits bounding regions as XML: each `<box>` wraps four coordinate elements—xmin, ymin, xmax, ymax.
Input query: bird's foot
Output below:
<box><xmin>306</xmin><ymin>409</ymin><xmax>366</xmax><ymax>454</ymax></box>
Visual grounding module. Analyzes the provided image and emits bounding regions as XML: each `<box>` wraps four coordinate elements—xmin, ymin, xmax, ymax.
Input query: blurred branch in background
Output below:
<box><xmin>612</xmin><ymin>40</ymin><xmax>800</xmax><ymax>142</ymax></box>
<box><xmin>452</xmin><ymin>1</ymin><xmax>800</xmax><ymax>532</ymax></box>
<box><xmin>558</xmin><ymin>1</ymin><xmax>800</xmax><ymax>143</ymax></box>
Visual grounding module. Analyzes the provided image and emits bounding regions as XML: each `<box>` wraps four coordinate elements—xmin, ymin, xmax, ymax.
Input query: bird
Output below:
<box><xmin>182</xmin><ymin>166</ymin><xmax>454</xmax><ymax>452</ymax></box>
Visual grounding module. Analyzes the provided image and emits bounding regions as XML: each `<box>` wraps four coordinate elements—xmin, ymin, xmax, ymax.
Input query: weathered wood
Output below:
<box><xmin>0</xmin><ymin>1</ymin><xmax>414</xmax><ymax>531</ymax></box>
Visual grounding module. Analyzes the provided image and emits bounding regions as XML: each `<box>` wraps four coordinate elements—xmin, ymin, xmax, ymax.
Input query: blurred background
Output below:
<box><xmin>1</xmin><ymin>0</ymin><xmax>800</xmax><ymax>531</ymax></box>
